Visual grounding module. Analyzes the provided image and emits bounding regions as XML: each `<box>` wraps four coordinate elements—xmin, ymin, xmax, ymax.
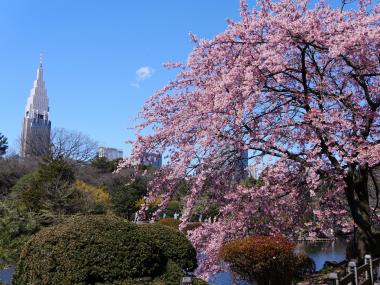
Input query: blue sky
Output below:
<box><xmin>0</xmin><ymin>0</ymin><xmax>353</xmax><ymax>156</ymax></box>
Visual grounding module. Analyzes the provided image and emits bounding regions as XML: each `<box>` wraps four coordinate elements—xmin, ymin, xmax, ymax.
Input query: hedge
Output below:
<box><xmin>139</xmin><ymin>223</ymin><xmax>197</xmax><ymax>270</ymax></box>
<box><xmin>13</xmin><ymin>215</ymin><xmax>205</xmax><ymax>285</ymax></box>
<box><xmin>13</xmin><ymin>215</ymin><xmax>162</xmax><ymax>285</ymax></box>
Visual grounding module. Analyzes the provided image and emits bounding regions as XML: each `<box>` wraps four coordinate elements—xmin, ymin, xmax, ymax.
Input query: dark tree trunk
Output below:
<box><xmin>345</xmin><ymin>164</ymin><xmax>380</xmax><ymax>260</ymax></box>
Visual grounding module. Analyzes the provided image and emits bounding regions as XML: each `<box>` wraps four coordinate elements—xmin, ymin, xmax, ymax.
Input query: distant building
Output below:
<box><xmin>247</xmin><ymin>164</ymin><xmax>258</xmax><ymax>179</ymax></box>
<box><xmin>98</xmin><ymin>147</ymin><xmax>123</xmax><ymax>161</ymax></box>
<box><xmin>141</xmin><ymin>152</ymin><xmax>162</xmax><ymax>168</ymax></box>
<box><xmin>20</xmin><ymin>56</ymin><xmax>51</xmax><ymax>158</ymax></box>
<box><xmin>235</xmin><ymin>149</ymin><xmax>249</xmax><ymax>181</ymax></box>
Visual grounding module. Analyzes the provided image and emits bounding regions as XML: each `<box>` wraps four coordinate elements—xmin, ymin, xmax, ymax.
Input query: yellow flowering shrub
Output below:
<box><xmin>74</xmin><ymin>180</ymin><xmax>110</xmax><ymax>212</ymax></box>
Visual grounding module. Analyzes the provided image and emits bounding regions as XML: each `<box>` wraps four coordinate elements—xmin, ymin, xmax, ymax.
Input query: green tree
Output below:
<box><xmin>11</xmin><ymin>159</ymin><xmax>81</xmax><ymax>221</ymax></box>
<box><xmin>0</xmin><ymin>201</ymin><xmax>38</xmax><ymax>267</ymax></box>
<box><xmin>110</xmin><ymin>173</ymin><xmax>148</xmax><ymax>219</ymax></box>
<box><xmin>0</xmin><ymin>133</ymin><xmax>8</xmax><ymax>157</ymax></box>
<box><xmin>10</xmin><ymin>172</ymin><xmax>43</xmax><ymax>211</ymax></box>
<box><xmin>91</xmin><ymin>156</ymin><xmax>121</xmax><ymax>173</ymax></box>
<box><xmin>13</xmin><ymin>215</ymin><xmax>204</xmax><ymax>285</ymax></box>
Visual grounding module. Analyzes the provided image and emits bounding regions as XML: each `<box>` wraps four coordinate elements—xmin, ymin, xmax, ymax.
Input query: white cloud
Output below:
<box><xmin>131</xmin><ymin>66</ymin><xmax>154</xmax><ymax>88</ymax></box>
<box><xmin>136</xmin><ymin>66</ymin><xmax>154</xmax><ymax>80</ymax></box>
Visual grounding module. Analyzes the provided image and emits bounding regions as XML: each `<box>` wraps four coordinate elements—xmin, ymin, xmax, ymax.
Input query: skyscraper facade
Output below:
<box><xmin>235</xmin><ymin>149</ymin><xmax>249</xmax><ymax>181</ymax></box>
<box><xmin>98</xmin><ymin>146</ymin><xmax>123</xmax><ymax>161</ymax></box>
<box><xmin>20</xmin><ymin>57</ymin><xmax>51</xmax><ymax>158</ymax></box>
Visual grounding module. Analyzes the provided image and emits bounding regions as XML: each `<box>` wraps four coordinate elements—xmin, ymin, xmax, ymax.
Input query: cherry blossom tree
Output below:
<box><xmin>121</xmin><ymin>0</ymin><xmax>380</xmax><ymax>278</ymax></box>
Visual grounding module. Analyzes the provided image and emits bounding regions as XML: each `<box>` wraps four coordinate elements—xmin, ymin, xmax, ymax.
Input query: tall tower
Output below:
<box><xmin>20</xmin><ymin>55</ymin><xmax>51</xmax><ymax>158</ymax></box>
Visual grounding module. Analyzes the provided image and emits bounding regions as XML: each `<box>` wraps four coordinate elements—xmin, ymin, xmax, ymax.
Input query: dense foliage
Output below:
<box><xmin>0</xmin><ymin>201</ymin><xmax>38</xmax><ymax>267</ymax></box>
<box><xmin>74</xmin><ymin>180</ymin><xmax>110</xmax><ymax>213</ymax></box>
<box><xmin>91</xmin><ymin>157</ymin><xmax>122</xmax><ymax>173</ymax></box>
<box><xmin>139</xmin><ymin>223</ymin><xmax>197</xmax><ymax>270</ymax></box>
<box><xmin>109</xmin><ymin>174</ymin><xmax>148</xmax><ymax>219</ymax></box>
<box><xmin>219</xmin><ymin>235</ymin><xmax>313</xmax><ymax>285</ymax></box>
<box><xmin>13</xmin><ymin>215</ymin><xmax>202</xmax><ymax>285</ymax></box>
<box><xmin>0</xmin><ymin>158</ymin><xmax>143</xmax><ymax>268</ymax></box>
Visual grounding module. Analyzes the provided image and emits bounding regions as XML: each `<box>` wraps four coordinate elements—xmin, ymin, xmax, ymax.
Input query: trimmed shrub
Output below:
<box><xmin>13</xmin><ymin>215</ymin><xmax>201</xmax><ymax>285</ymax></box>
<box><xmin>155</xmin><ymin>259</ymin><xmax>183</xmax><ymax>284</ymax></box>
<box><xmin>12</xmin><ymin>215</ymin><xmax>163</xmax><ymax>285</ymax></box>
<box><xmin>109</xmin><ymin>261</ymin><xmax>208</xmax><ymax>285</ymax></box>
<box><xmin>157</xmin><ymin>218</ymin><xmax>181</xmax><ymax>229</ymax></box>
<box><xmin>139</xmin><ymin>223</ymin><xmax>197</xmax><ymax>270</ymax></box>
<box><xmin>219</xmin><ymin>235</ymin><xmax>304</xmax><ymax>285</ymax></box>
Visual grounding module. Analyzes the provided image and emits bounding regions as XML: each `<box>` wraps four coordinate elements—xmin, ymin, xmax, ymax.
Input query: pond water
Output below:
<box><xmin>296</xmin><ymin>239</ymin><xmax>347</xmax><ymax>271</ymax></box>
<box><xmin>0</xmin><ymin>240</ymin><xmax>347</xmax><ymax>285</ymax></box>
<box><xmin>209</xmin><ymin>239</ymin><xmax>348</xmax><ymax>285</ymax></box>
<box><xmin>0</xmin><ymin>266</ymin><xmax>14</xmax><ymax>285</ymax></box>
<box><xmin>209</xmin><ymin>272</ymin><xmax>252</xmax><ymax>285</ymax></box>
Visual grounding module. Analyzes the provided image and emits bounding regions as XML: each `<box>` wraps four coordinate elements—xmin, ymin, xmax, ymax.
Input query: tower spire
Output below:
<box><xmin>20</xmin><ymin>54</ymin><xmax>51</xmax><ymax>158</ymax></box>
<box><xmin>37</xmin><ymin>52</ymin><xmax>44</xmax><ymax>81</ymax></box>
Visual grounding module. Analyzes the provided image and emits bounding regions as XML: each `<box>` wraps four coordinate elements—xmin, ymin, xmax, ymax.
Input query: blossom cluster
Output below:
<box><xmin>121</xmin><ymin>0</ymin><xmax>380</xmax><ymax>279</ymax></box>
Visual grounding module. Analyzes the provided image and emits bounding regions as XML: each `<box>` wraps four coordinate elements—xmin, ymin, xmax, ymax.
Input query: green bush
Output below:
<box><xmin>139</xmin><ymin>223</ymin><xmax>197</xmax><ymax>270</ymax></box>
<box><xmin>13</xmin><ymin>215</ymin><xmax>200</xmax><ymax>285</ymax></box>
<box><xmin>106</xmin><ymin>261</ymin><xmax>208</xmax><ymax>285</ymax></box>
<box><xmin>13</xmin><ymin>215</ymin><xmax>163</xmax><ymax>285</ymax></box>
<box><xmin>10</xmin><ymin>172</ymin><xmax>42</xmax><ymax>211</ymax></box>
<box><xmin>0</xmin><ymin>201</ymin><xmax>38</xmax><ymax>266</ymax></box>
<box><xmin>153</xmin><ymin>260</ymin><xmax>207</xmax><ymax>285</ymax></box>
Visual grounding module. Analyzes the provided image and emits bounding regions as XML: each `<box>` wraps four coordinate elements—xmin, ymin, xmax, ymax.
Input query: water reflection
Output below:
<box><xmin>209</xmin><ymin>272</ymin><xmax>252</xmax><ymax>285</ymax></box>
<box><xmin>296</xmin><ymin>239</ymin><xmax>347</xmax><ymax>271</ymax></box>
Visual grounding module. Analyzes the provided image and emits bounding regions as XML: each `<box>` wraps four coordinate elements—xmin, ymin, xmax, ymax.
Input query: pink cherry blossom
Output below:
<box><xmin>120</xmin><ymin>0</ymin><xmax>380</xmax><ymax>279</ymax></box>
